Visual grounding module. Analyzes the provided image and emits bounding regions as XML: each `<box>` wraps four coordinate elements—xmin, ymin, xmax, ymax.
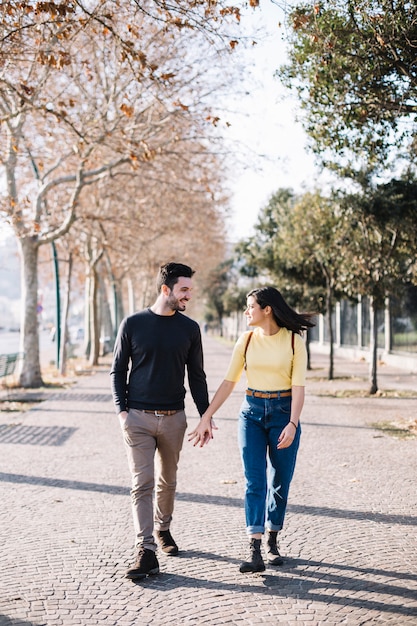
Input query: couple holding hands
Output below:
<box><xmin>110</xmin><ymin>262</ymin><xmax>314</xmax><ymax>580</ymax></box>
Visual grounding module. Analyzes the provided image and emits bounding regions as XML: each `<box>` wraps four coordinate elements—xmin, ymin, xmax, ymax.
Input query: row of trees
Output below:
<box><xmin>281</xmin><ymin>0</ymin><xmax>417</xmax><ymax>177</ymax></box>
<box><xmin>0</xmin><ymin>1</ymin><xmax>261</xmax><ymax>386</ymax></box>
<box><xmin>215</xmin><ymin>0</ymin><xmax>417</xmax><ymax>393</ymax></box>
<box><xmin>204</xmin><ymin>178</ymin><xmax>417</xmax><ymax>393</ymax></box>
<box><xmin>3</xmin><ymin>0</ymin><xmax>417</xmax><ymax>395</ymax></box>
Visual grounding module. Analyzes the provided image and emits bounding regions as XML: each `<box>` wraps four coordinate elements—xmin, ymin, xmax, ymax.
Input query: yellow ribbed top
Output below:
<box><xmin>224</xmin><ymin>327</ymin><xmax>307</xmax><ymax>390</ymax></box>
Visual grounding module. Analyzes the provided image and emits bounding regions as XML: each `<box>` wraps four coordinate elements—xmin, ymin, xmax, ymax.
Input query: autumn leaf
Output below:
<box><xmin>206</xmin><ymin>115</ymin><xmax>220</xmax><ymax>126</ymax></box>
<box><xmin>220</xmin><ymin>7</ymin><xmax>241</xmax><ymax>22</ymax></box>
<box><xmin>120</xmin><ymin>104</ymin><xmax>134</xmax><ymax>117</ymax></box>
<box><xmin>137</xmin><ymin>51</ymin><xmax>147</xmax><ymax>69</ymax></box>
<box><xmin>293</xmin><ymin>12</ymin><xmax>310</xmax><ymax>29</ymax></box>
<box><xmin>20</xmin><ymin>83</ymin><xmax>33</xmax><ymax>95</ymax></box>
<box><xmin>173</xmin><ymin>101</ymin><xmax>189</xmax><ymax>111</ymax></box>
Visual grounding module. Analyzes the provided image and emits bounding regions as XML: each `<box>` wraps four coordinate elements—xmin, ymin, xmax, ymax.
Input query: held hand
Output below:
<box><xmin>188</xmin><ymin>418</ymin><xmax>218</xmax><ymax>448</ymax></box>
<box><xmin>277</xmin><ymin>422</ymin><xmax>297</xmax><ymax>449</ymax></box>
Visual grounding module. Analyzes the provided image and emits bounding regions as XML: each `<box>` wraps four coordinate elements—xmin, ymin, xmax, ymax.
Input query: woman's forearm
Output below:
<box><xmin>188</xmin><ymin>379</ymin><xmax>236</xmax><ymax>447</ymax></box>
<box><xmin>201</xmin><ymin>379</ymin><xmax>236</xmax><ymax>421</ymax></box>
<box><xmin>290</xmin><ymin>385</ymin><xmax>305</xmax><ymax>426</ymax></box>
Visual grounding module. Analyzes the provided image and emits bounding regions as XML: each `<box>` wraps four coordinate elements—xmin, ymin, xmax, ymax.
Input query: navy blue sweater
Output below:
<box><xmin>110</xmin><ymin>308</ymin><xmax>209</xmax><ymax>416</ymax></box>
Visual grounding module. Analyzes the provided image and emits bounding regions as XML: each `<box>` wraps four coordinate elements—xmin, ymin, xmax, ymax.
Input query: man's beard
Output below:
<box><xmin>167</xmin><ymin>293</ymin><xmax>187</xmax><ymax>312</ymax></box>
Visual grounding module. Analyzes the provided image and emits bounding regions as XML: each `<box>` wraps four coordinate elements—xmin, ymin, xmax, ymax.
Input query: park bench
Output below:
<box><xmin>0</xmin><ymin>353</ymin><xmax>21</xmax><ymax>385</ymax></box>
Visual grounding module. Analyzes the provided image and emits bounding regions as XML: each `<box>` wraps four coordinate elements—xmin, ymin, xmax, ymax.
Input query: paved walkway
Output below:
<box><xmin>0</xmin><ymin>336</ymin><xmax>416</xmax><ymax>626</ymax></box>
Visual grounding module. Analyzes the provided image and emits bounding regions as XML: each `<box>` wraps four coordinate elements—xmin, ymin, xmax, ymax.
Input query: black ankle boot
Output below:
<box><xmin>266</xmin><ymin>531</ymin><xmax>284</xmax><ymax>566</ymax></box>
<box><xmin>239</xmin><ymin>538</ymin><xmax>265</xmax><ymax>573</ymax></box>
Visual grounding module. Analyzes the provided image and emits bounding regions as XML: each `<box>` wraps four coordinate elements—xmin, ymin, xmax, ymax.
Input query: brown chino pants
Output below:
<box><xmin>120</xmin><ymin>408</ymin><xmax>187</xmax><ymax>552</ymax></box>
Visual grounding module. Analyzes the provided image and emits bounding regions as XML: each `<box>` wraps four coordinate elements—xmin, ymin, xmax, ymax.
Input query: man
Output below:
<box><xmin>110</xmin><ymin>262</ymin><xmax>209</xmax><ymax>580</ymax></box>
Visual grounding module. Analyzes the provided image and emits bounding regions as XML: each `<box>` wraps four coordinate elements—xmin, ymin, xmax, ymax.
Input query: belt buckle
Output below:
<box><xmin>154</xmin><ymin>410</ymin><xmax>165</xmax><ymax>417</ymax></box>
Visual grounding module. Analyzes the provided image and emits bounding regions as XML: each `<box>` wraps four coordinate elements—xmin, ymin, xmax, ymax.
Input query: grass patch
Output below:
<box><xmin>371</xmin><ymin>419</ymin><xmax>417</xmax><ymax>440</ymax></box>
<box><xmin>0</xmin><ymin>371</ymin><xmax>77</xmax><ymax>414</ymax></box>
<box><xmin>314</xmin><ymin>389</ymin><xmax>417</xmax><ymax>399</ymax></box>
<box><xmin>307</xmin><ymin>375</ymin><xmax>366</xmax><ymax>383</ymax></box>
<box><xmin>0</xmin><ymin>399</ymin><xmax>42</xmax><ymax>413</ymax></box>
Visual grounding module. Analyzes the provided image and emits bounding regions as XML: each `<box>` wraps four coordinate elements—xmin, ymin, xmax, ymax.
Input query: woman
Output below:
<box><xmin>188</xmin><ymin>286</ymin><xmax>315</xmax><ymax>573</ymax></box>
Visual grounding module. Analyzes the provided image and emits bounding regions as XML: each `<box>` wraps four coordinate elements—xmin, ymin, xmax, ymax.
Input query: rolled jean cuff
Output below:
<box><xmin>265</xmin><ymin>524</ymin><xmax>283</xmax><ymax>532</ymax></box>
<box><xmin>246</xmin><ymin>525</ymin><xmax>265</xmax><ymax>535</ymax></box>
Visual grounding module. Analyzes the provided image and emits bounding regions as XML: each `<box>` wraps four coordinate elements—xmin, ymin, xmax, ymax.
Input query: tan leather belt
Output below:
<box><xmin>144</xmin><ymin>409</ymin><xmax>179</xmax><ymax>416</ymax></box>
<box><xmin>246</xmin><ymin>389</ymin><xmax>291</xmax><ymax>399</ymax></box>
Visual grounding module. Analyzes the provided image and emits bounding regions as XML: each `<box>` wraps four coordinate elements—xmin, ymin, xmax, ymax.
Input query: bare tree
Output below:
<box><xmin>0</xmin><ymin>1</ymin><xmax>245</xmax><ymax>386</ymax></box>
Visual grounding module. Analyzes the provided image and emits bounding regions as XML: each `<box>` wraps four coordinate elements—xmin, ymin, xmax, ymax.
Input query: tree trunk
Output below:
<box><xmin>88</xmin><ymin>266</ymin><xmax>100</xmax><ymax>367</ymax></box>
<box><xmin>369</xmin><ymin>297</ymin><xmax>378</xmax><ymax>394</ymax></box>
<box><xmin>384</xmin><ymin>296</ymin><xmax>392</xmax><ymax>353</ymax></box>
<box><xmin>104</xmin><ymin>253</ymin><xmax>119</xmax><ymax>344</ymax></box>
<box><xmin>326</xmin><ymin>283</ymin><xmax>334</xmax><ymax>380</ymax></box>
<box><xmin>306</xmin><ymin>328</ymin><xmax>312</xmax><ymax>370</ymax></box>
<box><xmin>115</xmin><ymin>281</ymin><xmax>125</xmax><ymax>337</ymax></box>
<box><xmin>99</xmin><ymin>275</ymin><xmax>113</xmax><ymax>354</ymax></box>
<box><xmin>127</xmin><ymin>278</ymin><xmax>135</xmax><ymax>316</ymax></box>
<box><xmin>18</xmin><ymin>237</ymin><xmax>43</xmax><ymax>387</ymax></box>
<box><xmin>59</xmin><ymin>253</ymin><xmax>73</xmax><ymax>376</ymax></box>
<box><xmin>83</xmin><ymin>271</ymin><xmax>92</xmax><ymax>359</ymax></box>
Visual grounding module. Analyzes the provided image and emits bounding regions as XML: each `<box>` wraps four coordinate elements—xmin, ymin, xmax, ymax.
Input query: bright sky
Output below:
<box><xmin>224</xmin><ymin>1</ymin><xmax>328</xmax><ymax>241</ymax></box>
<box><xmin>0</xmin><ymin>2</ymin><xmax>328</xmax><ymax>246</ymax></box>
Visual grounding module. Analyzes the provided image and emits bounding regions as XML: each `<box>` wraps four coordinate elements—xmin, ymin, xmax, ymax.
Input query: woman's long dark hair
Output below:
<box><xmin>247</xmin><ymin>287</ymin><xmax>316</xmax><ymax>335</ymax></box>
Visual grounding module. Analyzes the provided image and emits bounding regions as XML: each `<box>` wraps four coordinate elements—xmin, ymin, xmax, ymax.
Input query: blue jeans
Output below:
<box><xmin>238</xmin><ymin>390</ymin><xmax>301</xmax><ymax>535</ymax></box>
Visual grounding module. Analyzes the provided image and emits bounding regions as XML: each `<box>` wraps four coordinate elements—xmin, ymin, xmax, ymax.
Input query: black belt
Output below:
<box><xmin>143</xmin><ymin>409</ymin><xmax>179</xmax><ymax>416</ymax></box>
<box><xmin>246</xmin><ymin>389</ymin><xmax>291</xmax><ymax>399</ymax></box>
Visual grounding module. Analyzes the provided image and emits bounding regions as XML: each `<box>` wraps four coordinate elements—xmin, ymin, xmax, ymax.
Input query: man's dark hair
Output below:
<box><xmin>156</xmin><ymin>262</ymin><xmax>195</xmax><ymax>292</ymax></box>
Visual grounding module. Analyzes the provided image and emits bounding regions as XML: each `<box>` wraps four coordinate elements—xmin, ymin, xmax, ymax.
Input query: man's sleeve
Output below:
<box><xmin>110</xmin><ymin>318</ymin><xmax>130</xmax><ymax>414</ymax></box>
<box><xmin>187</xmin><ymin>327</ymin><xmax>209</xmax><ymax>416</ymax></box>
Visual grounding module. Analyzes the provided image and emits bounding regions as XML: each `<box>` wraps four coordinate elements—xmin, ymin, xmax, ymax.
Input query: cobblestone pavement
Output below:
<box><xmin>0</xmin><ymin>336</ymin><xmax>416</xmax><ymax>626</ymax></box>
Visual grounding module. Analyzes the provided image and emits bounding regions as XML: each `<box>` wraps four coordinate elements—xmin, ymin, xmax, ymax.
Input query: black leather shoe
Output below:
<box><xmin>156</xmin><ymin>529</ymin><xmax>179</xmax><ymax>556</ymax></box>
<box><xmin>239</xmin><ymin>538</ymin><xmax>265</xmax><ymax>573</ymax></box>
<box><xmin>266</xmin><ymin>531</ymin><xmax>284</xmax><ymax>566</ymax></box>
<box><xmin>126</xmin><ymin>548</ymin><xmax>159</xmax><ymax>580</ymax></box>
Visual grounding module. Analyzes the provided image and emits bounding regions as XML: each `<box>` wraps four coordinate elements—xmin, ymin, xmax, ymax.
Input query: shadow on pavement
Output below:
<box><xmin>128</xmin><ymin>558</ymin><xmax>417</xmax><ymax>619</ymax></box>
<box><xmin>0</xmin><ymin>614</ymin><xmax>39</xmax><ymax>626</ymax></box>
<box><xmin>288</xmin><ymin>502</ymin><xmax>417</xmax><ymax>526</ymax></box>
<box><xmin>0</xmin><ymin>471</ymin><xmax>416</xmax><ymax>528</ymax></box>
<box><xmin>0</xmin><ymin>423</ymin><xmax>77</xmax><ymax>446</ymax></box>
